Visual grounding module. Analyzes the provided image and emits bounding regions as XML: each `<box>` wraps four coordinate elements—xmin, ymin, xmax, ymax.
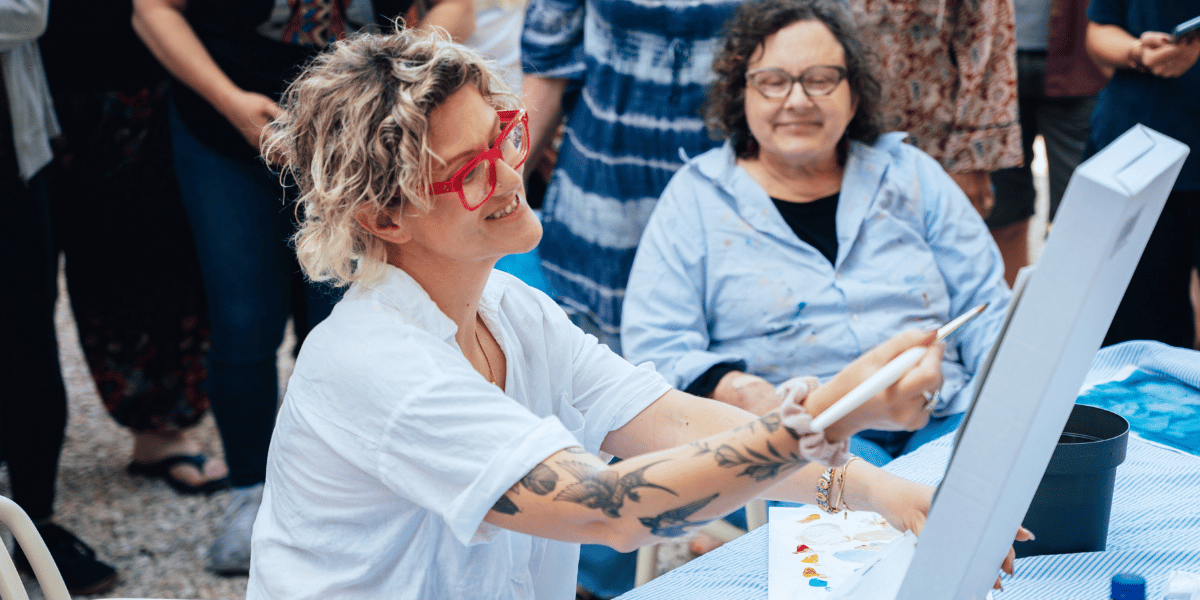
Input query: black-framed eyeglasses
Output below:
<box><xmin>746</xmin><ymin>66</ymin><xmax>848</xmax><ymax>99</ymax></box>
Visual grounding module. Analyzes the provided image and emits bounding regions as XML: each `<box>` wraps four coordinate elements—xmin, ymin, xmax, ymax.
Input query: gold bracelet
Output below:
<box><xmin>836</xmin><ymin>457</ymin><xmax>861</xmax><ymax>512</ymax></box>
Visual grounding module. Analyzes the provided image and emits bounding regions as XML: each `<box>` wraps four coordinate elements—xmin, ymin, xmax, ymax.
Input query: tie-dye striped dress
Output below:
<box><xmin>522</xmin><ymin>0</ymin><xmax>742</xmax><ymax>340</ymax></box>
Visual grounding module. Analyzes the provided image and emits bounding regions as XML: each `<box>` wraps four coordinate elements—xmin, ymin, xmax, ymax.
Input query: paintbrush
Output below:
<box><xmin>809</xmin><ymin>303</ymin><xmax>989</xmax><ymax>433</ymax></box>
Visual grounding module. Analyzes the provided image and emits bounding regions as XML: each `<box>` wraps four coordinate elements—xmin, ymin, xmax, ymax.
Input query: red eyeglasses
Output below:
<box><xmin>429</xmin><ymin>109</ymin><xmax>530</xmax><ymax>211</ymax></box>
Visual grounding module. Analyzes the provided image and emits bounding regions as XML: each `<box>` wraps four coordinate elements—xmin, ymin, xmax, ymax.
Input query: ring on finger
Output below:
<box><xmin>921</xmin><ymin>389</ymin><xmax>940</xmax><ymax>411</ymax></box>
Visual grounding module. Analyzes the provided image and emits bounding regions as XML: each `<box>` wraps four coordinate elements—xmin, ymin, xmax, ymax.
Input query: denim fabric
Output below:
<box><xmin>623</xmin><ymin>138</ymin><xmax>1013</xmax><ymax>418</ymax></box>
<box><xmin>168</xmin><ymin>99</ymin><xmax>338</xmax><ymax>486</ymax></box>
<box><xmin>852</xmin><ymin>413</ymin><xmax>966</xmax><ymax>466</ymax></box>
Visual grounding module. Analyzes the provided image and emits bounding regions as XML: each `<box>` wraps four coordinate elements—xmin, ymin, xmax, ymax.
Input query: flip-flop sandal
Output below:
<box><xmin>127</xmin><ymin>454</ymin><xmax>232</xmax><ymax>495</ymax></box>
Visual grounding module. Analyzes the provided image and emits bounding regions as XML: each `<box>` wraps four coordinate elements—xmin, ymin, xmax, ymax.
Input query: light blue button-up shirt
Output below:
<box><xmin>621</xmin><ymin>134</ymin><xmax>1012</xmax><ymax>416</ymax></box>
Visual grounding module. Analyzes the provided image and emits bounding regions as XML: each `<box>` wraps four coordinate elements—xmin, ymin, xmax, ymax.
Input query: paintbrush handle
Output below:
<box><xmin>809</xmin><ymin>346</ymin><xmax>926</xmax><ymax>433</ymax></box>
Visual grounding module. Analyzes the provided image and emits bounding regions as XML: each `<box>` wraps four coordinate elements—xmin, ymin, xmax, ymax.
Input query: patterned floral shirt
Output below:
<box><xmin>849</xmin><ymin>0</ymin><xmax>1022</xmax><ymax>173</ymax></box>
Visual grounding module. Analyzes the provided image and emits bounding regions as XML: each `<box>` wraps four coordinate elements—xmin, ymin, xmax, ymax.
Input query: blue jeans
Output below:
<box><xmin>851</xmin><ymin>413</ymin><xmax>965</xmax><ymax>467</ymax></box>
<box><xmin>168</xmin><ymin>100</ymin><xmax>338</xmax><ymax>487</ymax></box>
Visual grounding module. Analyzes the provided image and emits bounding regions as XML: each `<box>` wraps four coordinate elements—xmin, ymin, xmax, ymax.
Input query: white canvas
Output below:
<box><xmin>834</xmin><ymin>124</ymin><xmax>1190</xmax><ymax>600</ymax></box>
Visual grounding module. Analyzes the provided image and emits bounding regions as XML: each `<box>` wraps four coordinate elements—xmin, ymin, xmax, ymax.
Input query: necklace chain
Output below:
<box><xmin>474</xmin><ymin>318</ymin><xmax>498</xmax><ymax>387</ymax></box>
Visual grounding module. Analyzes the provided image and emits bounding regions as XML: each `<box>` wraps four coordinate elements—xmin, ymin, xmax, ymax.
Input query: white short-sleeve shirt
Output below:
<box><xmin>246</xmin><ymin>266</ymin><xmax>671</xmax><ymax>600</ymax></box>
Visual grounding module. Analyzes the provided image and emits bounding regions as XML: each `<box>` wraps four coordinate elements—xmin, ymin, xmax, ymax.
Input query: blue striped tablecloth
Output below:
<box><xmin>617</xmin><ymin>341</ymin><xmax>1200</xmax><ymax>600</ymax></box>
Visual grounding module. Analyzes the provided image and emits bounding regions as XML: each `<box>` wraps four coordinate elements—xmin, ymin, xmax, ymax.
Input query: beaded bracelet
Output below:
<box><xmin>816</xmin><ymin>467</ymin><xmax>839</xmax><ymax>514</ymax></box>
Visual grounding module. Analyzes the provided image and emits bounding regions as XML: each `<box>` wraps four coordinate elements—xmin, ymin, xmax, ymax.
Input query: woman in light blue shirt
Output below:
<box><xmin>622</xmin><ymin>0</ymin><xmax>1014</xmax><ymax>465</ymax></box>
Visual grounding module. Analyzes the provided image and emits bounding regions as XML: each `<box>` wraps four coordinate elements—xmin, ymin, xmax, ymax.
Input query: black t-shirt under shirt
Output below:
<box><xmin>771</xmin><ymin>192</ymin><xmax>839</xmax><ymax>266</ymax></box>
<box><xmin>684</xmin><ymin>192</ymin><xmax>840</xmax><ymax>396</ymax></box>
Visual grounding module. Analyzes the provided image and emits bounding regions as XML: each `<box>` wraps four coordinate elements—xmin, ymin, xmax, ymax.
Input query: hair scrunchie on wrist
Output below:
<box><xmin>776</xmin><ymin>376</ymin><xmax>852</xmax><ymax>468</ymax></box>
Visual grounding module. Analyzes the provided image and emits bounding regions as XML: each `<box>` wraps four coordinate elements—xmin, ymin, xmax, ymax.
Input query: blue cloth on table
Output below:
<box><xmin>616</xmin><ymin>341</ymin><xmax>1200</xmax><ymax>600</ymax></box>
<box><xmin>1078</xmin><ymin>340</ymin><xmax>1200</xmax><ymax>456</ymax></box>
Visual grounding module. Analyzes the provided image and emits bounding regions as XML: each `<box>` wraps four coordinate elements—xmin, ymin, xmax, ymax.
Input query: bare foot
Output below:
<box><xmin>131</xmin><ymin>430</ymin><xmax>229</xmax><ymax>489</ymax></box>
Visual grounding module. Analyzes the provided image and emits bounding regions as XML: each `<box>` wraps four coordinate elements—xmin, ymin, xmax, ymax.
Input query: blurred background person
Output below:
<box><xmin>1086</xmin><ymin>0</ymin><xmax>1200</xmax><ymax>349</ymax></box>
<box><xmin>39</xmin><ymin>0</ymin><xmax>230</xmax><ymax>498</ymax></box>
<box><xmin>0</xmin><ymin>0</ymin><xmax>119</xmax><ymax>594</ymax></box>
<box><xmin>131</xmin><ymin>0</ymin><xmax>474</xmax><ymax>575</ymax></box>
<box><xmin>465</xmin><ymin>0</ymin><xmax>526</xmax><ymax>92</ymax></box>
<box><xmin>847</xmin><ymin>0</ymin><xmax>1022</xmax><ymax>279</ymax></box>
<box><xmin>521</xmin><ymin>1</ymin><xmax>743</xmax><ymax>594</ymax></box>
<box><xmin>520</xmin><ymin>0</ymin><xmax>741</xmax><ymax>355</ymax></box>
<box><xmin>622</xmin><ymin>0</ymin><xmax>1011</xmax><ymax>469</ymax></box>
<box><xmin>988</xmin><ymin>0</ymin><xmax>1107</xmax><ymax>286</ymax></box>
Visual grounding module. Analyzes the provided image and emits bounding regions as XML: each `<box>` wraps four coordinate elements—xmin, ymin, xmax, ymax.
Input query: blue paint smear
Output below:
<box><xmin>793</xmin><ymin>302</ymin><xmax>808</xmax><ymax>319</ymax></box>
<box><xmin>833</xmin><ymin>549</ymin><xmax>878</xmax><ymax>563</ymax></box>
<box><xmin>1077</xmin><ymin>370</ymin><xmax>1200</xmax><ymax>455</ymax></box>
<box><xmin>809</xmin><ymin>579</ymin><xmax>828</xmax><ymax>587</ymax></box>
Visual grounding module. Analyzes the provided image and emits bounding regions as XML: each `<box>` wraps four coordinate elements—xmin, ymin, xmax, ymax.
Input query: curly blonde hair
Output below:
<box><xmin>264</xmin><ymin>27</ymin><xmax>518</xmax><ymax>288</ymax></box>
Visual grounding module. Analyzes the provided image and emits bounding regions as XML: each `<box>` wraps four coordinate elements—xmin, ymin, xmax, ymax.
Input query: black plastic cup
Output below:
<box><xmin>1016</xmin><ymin>403</ymin><xmax>1130</xmax><ymax>558</ymax></box>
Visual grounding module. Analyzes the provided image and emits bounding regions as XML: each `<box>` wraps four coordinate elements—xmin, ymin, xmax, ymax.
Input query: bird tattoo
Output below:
<box><xmin>639</xmin><ymin>494</ymin><xmax>719</xmax><ymax>538</ymax></box>
<box><xmin>554</xmin><ymin>460</ymin><xmax>677</xmax><ymax>518</ymax></box>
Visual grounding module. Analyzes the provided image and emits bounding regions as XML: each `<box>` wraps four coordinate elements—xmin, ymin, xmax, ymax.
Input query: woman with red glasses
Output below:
<box><xmin>245</xmin><ymin>28</ymin><xmax>1025</xmax><ymax>599</ymax></box>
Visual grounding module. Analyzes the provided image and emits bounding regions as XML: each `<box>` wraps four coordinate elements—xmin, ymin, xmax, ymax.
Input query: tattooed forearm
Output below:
<box><xmin>493</xmin><ymin>462</ymin><xmax>558</xmax><ymax>515</ymax></box>
<box><xmin>639</xmin><ymin>494</ymin><xmax>719</xmax><ymax>537</ymax></box>
<box><xmin>563</xmin><ymin>446</ymin><xmax>589</xmax><ymax>455</ymax></box>
<box><xmin>490</xmin><ymin>494</ymin><xmax>520</xmax><ymax>515</ymax></box>
<box><xmin>520</xmin><ymin>464</ymin><xmax>559</xmax><ymax>495</ymax></box>
<box><xmin>554</xmin><ymin>460</ymin><xmax>678</xmax><ymax>518</ymax></box>
<box><xmin>760</xmin><ymin>413</ymin><xmax>784</xmax><ymax>434</ymax></box>
<box><xmin>711</xmin><ymin>440</ymin><xmax>804</xmax><ymax>482</ymax></box>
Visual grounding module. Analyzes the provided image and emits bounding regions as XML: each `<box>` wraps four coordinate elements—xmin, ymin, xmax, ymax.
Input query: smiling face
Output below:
<box><xmin>743</xmin><ymin>19</ymin><xmax>858</xmax><ymax>169</ymax></box>
<box><xmin>393</xmin><ymin>85</ymin><xmax>541</xmax><ymax>268</ymax></box>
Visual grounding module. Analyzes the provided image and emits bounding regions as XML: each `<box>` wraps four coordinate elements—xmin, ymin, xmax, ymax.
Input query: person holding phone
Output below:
<box><xmin>131</xmin><ymin>0</ymin><xmax>474</xmax><ymax>574</ymax></box>
<box><xmin>1086</xmin><ymin>2</ymin><xmax>1200</xmax><ymax>350</ymax></box>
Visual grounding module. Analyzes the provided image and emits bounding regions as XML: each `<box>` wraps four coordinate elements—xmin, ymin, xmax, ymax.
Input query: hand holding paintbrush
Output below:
<box><xmin>802</xmin><ymin>304</ymin><xmax>988</xmax><ymax>440</ymax></box>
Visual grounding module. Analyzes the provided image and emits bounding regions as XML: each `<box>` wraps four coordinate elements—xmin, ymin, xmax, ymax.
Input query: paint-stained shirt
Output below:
<box><xmin>621</xmin><ymin>135</ymin><xmax>1012</xmax><ymax>416</ymax></box>
<box><xmin>521</xmin><ymin>0</ymin><xmax>741</xmax><ymax>336</ymax></box>
<box><xmin>248</xmin><ymin>266</ymin><xmax>670</xmax><ymax>600</ymax></box>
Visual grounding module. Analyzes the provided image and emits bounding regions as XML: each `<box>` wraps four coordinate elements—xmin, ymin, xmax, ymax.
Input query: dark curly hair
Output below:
<box><xmin>705</xmin><ymin>0</ymin><xmax>884</xmax><ymax>160</ymax></box>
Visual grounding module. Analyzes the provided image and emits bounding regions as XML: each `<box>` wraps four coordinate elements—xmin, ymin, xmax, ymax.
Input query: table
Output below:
<box><xmin>617</xmin><ymin>341</ymin><xmax>1200</xmax><ymax>600</ymax></box>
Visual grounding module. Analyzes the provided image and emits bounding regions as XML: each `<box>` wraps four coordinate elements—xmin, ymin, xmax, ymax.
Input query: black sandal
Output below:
<box><xmin>127</xmin><ymin>454</ymin><xmax>232</xmax><ymax>495</ymax></box>
<box><xmin>14</xmin><ymin>523</ymin><xmax>118</xmax><ymax>595</ymax></box>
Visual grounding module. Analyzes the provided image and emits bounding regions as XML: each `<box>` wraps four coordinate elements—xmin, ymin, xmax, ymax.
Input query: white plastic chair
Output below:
<box><xmin>0</xmin><ymin>495</ymin><xmax>70</xmax><ymax>600</ymax></box>
<box><xmin>634</xmin><ymin>498</ymin><xmax>767</xmax><ymax>586</ymax></box>
<box><xmin>0</xmin><ymin>495</ymin><xmax>174</xmax><ymax>600</ymax></box>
